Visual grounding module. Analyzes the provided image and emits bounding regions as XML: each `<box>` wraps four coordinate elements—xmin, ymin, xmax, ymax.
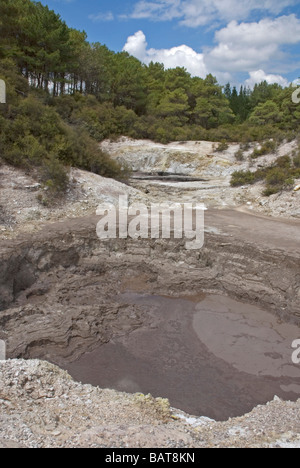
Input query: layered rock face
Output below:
<box><xmin>100</xmin><ymin>138</ymin><xmax>300</xmax><ymax>218</ymax></box>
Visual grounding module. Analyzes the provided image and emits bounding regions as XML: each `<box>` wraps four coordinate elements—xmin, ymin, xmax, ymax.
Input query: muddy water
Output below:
<box><xmin>65</xmin><ymin>294</ymin><xmax>300</xmax><ymax>421</ymax></box>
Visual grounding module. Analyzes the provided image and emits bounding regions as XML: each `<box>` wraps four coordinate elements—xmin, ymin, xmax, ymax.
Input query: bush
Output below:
<box><xmin>251</xmin><ymin>139</ymin><xmax>277</xmax><ymax>159</ymax></box>
<box><xmin>235</xmin><ymin>148</ymin><xmax>245</xmax><ymax>161</ymax></box>
<box><xmin>275</xmin><ymin>155</ymin><xmax>291</xmax><ymax>169</ymax></box>
<box><xmin>265</xmin><ymin>167</ymin><xmax>288</xmax><ymax>187</ymax></box>
<box><xmin>0</xmin><ymin>90</ymin><xmax>125</xmax><ymax>189</ymax></box>
<box><xmin>240</xmin><ymin>142</ymin><xmax>252</xmax><ymax>151</ymax></box>
<box><xmin>216</xmin><ymin>140</ymin><xmax>229</xmax><ymax>152</ymax></box>
<box><xmin>41</xmin><ymin>157</ymin><xmax>69</xmax><ymax>194</ymax></box>
<box><xmin>230</xmin><ymin>154</ymin><xmax>296</xmax><ymax>193</ymax></box>
<box><xmin>293</xmin><ymin>151</ymin><xmax>300</xmax><ymax>168</ymax></box>
<box><xmin>230</xmin><ymin>170</ymin><xmax>256</xmax><ymax>187</ymax></box>
<box><xmin>54</xmin><ymin>126</ymin><xmax>126</xmax><ymax>179</ymax></box>
<box><xmin>263</xmin><ymin>186</ymin><xmax>281</xmax><ymax>196</ymax></box>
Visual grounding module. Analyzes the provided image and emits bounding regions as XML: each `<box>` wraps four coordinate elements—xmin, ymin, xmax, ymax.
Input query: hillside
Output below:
<box><xmin>101</xmin><ymin>137</ymin><xmax>300</xmax><ymax>218</ymax></box>
<box><xmin>1</xmin><ymin>137</ymin><xmax>300</xmax><ymax>242</ymax></box>
<box><xmin>0</xmin><ymin>0</ymin><xmax>300</xmax><ymax>197</ymax></box>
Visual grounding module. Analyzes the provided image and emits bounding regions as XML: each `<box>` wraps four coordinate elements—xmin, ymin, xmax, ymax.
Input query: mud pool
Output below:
<box><xmin>65</xmin><ymin>293</ymin><xmax>300</xmax><ymax>421</ymax></box>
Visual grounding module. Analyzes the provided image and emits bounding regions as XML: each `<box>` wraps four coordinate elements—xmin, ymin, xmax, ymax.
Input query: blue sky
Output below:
<box><xmin>40</xmin><ymin>0</ymin><xmax>300</xmax><ymax>87</ymax></box>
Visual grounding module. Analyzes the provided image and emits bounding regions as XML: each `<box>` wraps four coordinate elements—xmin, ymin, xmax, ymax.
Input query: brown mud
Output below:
<box><xmin>65</xmin><ymin>293</ymin><xmax>300</xmax><ymax>421</ymax></box>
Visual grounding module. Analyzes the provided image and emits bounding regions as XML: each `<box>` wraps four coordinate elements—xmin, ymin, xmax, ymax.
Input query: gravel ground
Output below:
<box><xmin>0</xmin><ymin>360</ymin><xmax>299</xmax><ymax>448</ymax></box>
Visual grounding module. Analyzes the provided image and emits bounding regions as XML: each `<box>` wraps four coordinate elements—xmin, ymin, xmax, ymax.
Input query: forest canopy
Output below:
<box><xmin>0</xmin><ymin>0</ymin><xmax>299</xmax><ymax>192</ymax></box>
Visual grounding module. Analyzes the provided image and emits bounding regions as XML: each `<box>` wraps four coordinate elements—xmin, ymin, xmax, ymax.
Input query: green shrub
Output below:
<box><xmin>235</xmin><ymin>148</ymin><xmax>245</xmax><ymax>161</ymax></box>
<box><xmin>265</xmin><ymin>167</ymin><xmax>288</xmax><ymax>187</ymax></box>
<box><xmin>262</xmin><ymin>164</ymin><xmax>295</xmax><ymax>196</ymax></box>
<box><xmin>263</xmin><ymin>186</ymin><xmax>281</xmax><ymax>196</ymax></box>
<box><xmin>230</xmin><ymin>154</ymin><xmax>296</xmax><ymax>193</ymax></box>
<box><xmin>251</xmin><ymin>139</ymin><xmax>277</xmax><ymax>159</ymax></box>
<box><xmin>0</xmin><ymin>90</ymin><xmax>125</xmax><ymax>188</ymax></box>
<box><xmin>263</xmin><ymin>176</ymin><xmax>294</xmax><ymax>196</ymax></box>
<box><xmin>275</xmin><ymin>155</ymin><xmax>291</xmax><ymax>169</ymax></box>
<box><xmin>230</xmin><ymin>170</ymin><xmax>256</xmax><ymax>187</ymax></box>
<box><xmin>240</xmin><ymin>142</ymin><xmax>251</xmax><ymax>151</ymax></box>
<box><xmin>293</xmin><ymin>151</ymin><xmax>300</xmax><ymax>168</ymax></box>
<box><xmin>216</xmin><ymin>140</ymin><xmax>229</xmax><ymax>152</ymax></box>
<box><xmin>41</xmin><ymin>157</ymin><xmax>69</xmax><ymax>194</ymax></box>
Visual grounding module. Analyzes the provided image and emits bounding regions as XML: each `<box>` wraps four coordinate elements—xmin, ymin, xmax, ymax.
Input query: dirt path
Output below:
<box><xmin>205</xmin><ymin>208</ymin><xmax>300</xmax><ymax>254</ymax></box>
<box><xmin>7</xmin><ymin>205</ymin><xmax>299</xmax><ymax>254</ymax></box>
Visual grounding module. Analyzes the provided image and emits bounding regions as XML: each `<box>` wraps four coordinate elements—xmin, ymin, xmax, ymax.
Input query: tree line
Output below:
<box><xmin>0</xmin><ymin>0</ymin><xmax>299</xmax><ymax>193</ymax></box>
<box><xmin>1</xmin><ymin>0</ymin><xmax>299</xmax><ymax>136</ymax></box>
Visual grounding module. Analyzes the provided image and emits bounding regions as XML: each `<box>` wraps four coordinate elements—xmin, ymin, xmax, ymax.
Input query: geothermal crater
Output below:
<box><xmin>1</xmin><ymin>208</ymin><xmax>300</xmax><ymax>421</ymax></box>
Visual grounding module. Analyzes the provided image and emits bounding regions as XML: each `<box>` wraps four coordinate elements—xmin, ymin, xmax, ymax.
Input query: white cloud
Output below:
<box><xmin>88</xmin><ymin>11</ymin><xmax>114</xmax><ymax>22</ymax></box>
<box><xmin>128</xmin><ymin>0</ymin><xmax>298</xmax><ymax>27</ymax></box>
<box><xmin>123</xmin><ymin>14</ymin><xmax>300</xmax><ymax>86</ymax></box>
<box><xmin>206</xmin><ymin>42</ymin><xmax>279</xmax><ymax>73</ymax></box>
<box><xmin>123</xmin><ymin>31</ymin><xmax>148</xmax><ymax>61</ymax></box>
<box><xmin>129</xmin><ymin>0</ymin><xmax>181</xmax><ymax>21</ymax></box>
<box><xmin>206</xmin><ymin>15</ymin><xmax>300</xmax><ymax>73</ymax></box>
<box><xmin>245</xmin><ymin>70</ymin><xmax>289</xmax><ymax>88</ymax></box>
<box><xmin>123</xmin><ymin>30</ymin><xmax>207</xmax><ymax>78</ymax></box>
<box><xmin>215</xmin><ymin>15</ymin><xmax>300</xmax><ymax>47</ymax></box>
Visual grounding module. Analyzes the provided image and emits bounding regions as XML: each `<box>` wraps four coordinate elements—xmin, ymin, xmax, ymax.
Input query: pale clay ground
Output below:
<box><xmin>102</xmin><ymin>137</ymin><xmax>300</xmax><ymax>217</ymax></box>
<box><xmin>1</xmin><ymin>137</ymin><xmax>299</xmax><ymax>240</ymax></box>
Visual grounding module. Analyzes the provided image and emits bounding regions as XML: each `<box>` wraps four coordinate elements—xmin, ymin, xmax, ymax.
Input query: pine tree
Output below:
<box><xmin>224</xmin><ymin>83</ymin><xmax>232</xmax><ymax>101</ymax></box>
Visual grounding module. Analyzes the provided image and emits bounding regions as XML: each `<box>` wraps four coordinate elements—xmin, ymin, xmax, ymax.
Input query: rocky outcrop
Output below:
<box><xmin>0</xmin><ymin>360</ymin><xmax>299</xmax><ymax>448</ymax></box>
<box><xmin>100</xmin><ymin>137</ymin><xmax>300</xmax><ymax>219</ymax></box>
<box><xmin>100</xmin><ymin>138</ymin><xmax>231</xmax><ymax>177</ymax></box>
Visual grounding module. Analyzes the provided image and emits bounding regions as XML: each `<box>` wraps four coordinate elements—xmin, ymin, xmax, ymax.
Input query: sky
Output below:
<box><xmin>40</xmin><ymin>0</ymin><xmax>300</xmax><ymax>87</ymax></box>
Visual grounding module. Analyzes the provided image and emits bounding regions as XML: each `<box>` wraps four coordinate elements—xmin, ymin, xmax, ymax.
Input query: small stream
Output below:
<box><xmin>65</xmin><ymin>293</ymin><xmax>300</xmax><ymax>421</ymax></box>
